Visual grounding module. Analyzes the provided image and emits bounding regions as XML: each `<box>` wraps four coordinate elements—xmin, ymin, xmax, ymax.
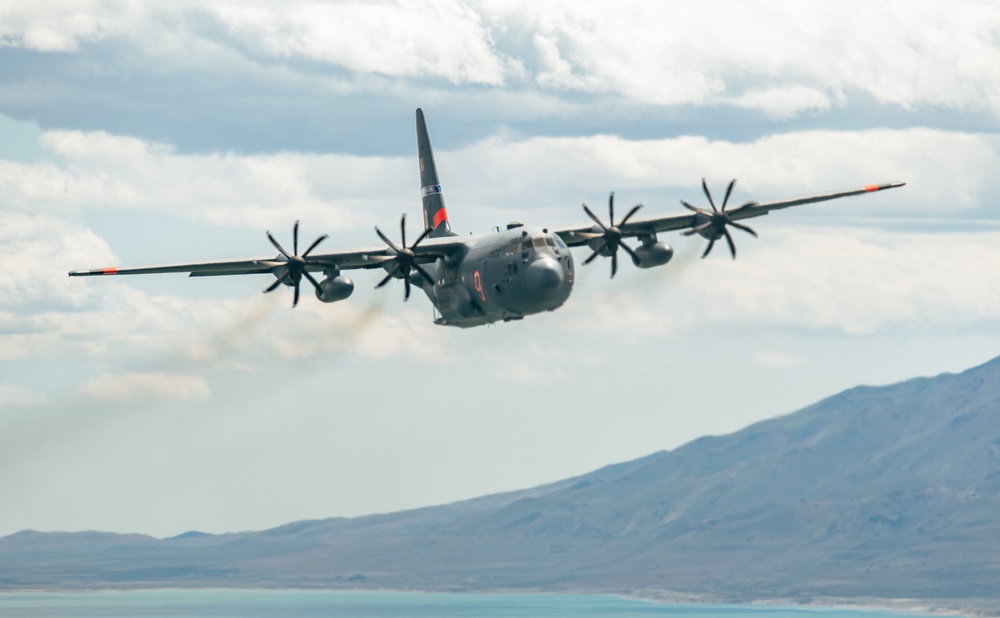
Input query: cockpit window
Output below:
<box><xmin>532</xmin><ymin>236</ymin><xmax>547</xmax><ymax>249</ymax></box>
<box><xmin>554</xmin><ymin>235</ymin><xmax>567</xmax><ymax>249</ymax></box>
<box><xmin>545</xmin><ymin>237</ymin><xmax>557</xmax><ymax>248</ymax></box>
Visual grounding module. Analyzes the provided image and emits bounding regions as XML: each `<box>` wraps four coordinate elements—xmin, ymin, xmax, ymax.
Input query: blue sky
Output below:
<box><xmin>2</xmin><ymin>0</ymin><xmax>1000</xmax><ymax>538</ymax></box>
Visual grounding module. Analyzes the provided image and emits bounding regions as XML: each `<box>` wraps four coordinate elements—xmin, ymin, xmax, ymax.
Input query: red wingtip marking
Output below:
<box><xmin>433</xmin><ymin>208</ymin><xmax>449</xmax><ymax>228</ymax></box>
<box><xmin>864</xmin><ymin>184</ymin><xmax>879</xmax><ymax>192</ymax></box>
<box><xmin>103</xmin><ymin>267</ymin><xmax>118</xmax><ymax>275</ymax></box>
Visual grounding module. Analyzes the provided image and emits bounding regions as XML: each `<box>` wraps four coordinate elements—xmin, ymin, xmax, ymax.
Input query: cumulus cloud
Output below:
<box><xmin>81</xmin><ymin>372</ymin><xmax>211</xmax><ymax>403</ymax></box>
<box><xmin>0</xmin><ymin>129</ymin><xmax>407</xmax><ymax>230</ymax></box>
<box><xmin>559</xmin><ymin>228</ymin><xmax>1000</xmax><ymax>337</ymax></box>
<box><xmin>4</xmin><ymin>1</ymin><xmax>1000</xmax><ymax>117</ymax></box>
<box><xmin>486</xmin><ymin>0</ymin><xmax>1000</xmax><ymax>115</ymax></box>
<box><xmin>445</xmin><ymin>127</ymin><xmax>1000</xmax><ymax>217</ymax></box>
<box><xmin>4</xmin><ymin>270</ymin><xmax>455</xmax><ymax>369</ymax></box>
<box><xmin>210</xmin><ymin>0</ymin><xmax>517</xmax><ymax>85</ymax></box>
<box><xmin>0</xmin><ymin>211</ymin><xmax>115</xmax><ymax>310</ymax></box>
<box><xmin>732</xmin><ymin>86</ymin><xmax>835</xmax><ymax>119</ymax></box>
<box><xmin>6</xmin><ymin>126</ymin><xmax>996</xmax><ymax>236</ymax></box>
<box><xmin>0</xmin><ymin>0</ymin><xmax>130</xmax><ymax>52</ymax></box>
<box><xmin>0</xmin><ymin>209</ymin><xmax>456</xmax><ymax>368</ymax></box>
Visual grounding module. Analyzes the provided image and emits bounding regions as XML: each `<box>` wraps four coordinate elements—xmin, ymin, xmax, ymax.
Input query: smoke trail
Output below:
<box><xmin>0</xmin><ymin>289</ymin><xmax>392</xmax><ymax>476</ymax></box>
<box><xmin>171</xmin><ymin>292</ymin><xmax>283</xmax><ymax>368</ymax></box>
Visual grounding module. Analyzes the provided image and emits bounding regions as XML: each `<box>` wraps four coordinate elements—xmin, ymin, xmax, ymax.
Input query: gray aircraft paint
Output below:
<box><xmin>420</xmin><ymin>226</ymin><xmax>574</xmax><ymax>327</ymax></box>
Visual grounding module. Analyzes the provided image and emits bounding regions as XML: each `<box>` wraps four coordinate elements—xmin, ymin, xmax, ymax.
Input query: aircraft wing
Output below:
<box><xmin>69</xmin><ymin>236</ymin><xmax>464</xmax><ymax>278</ymax></box>
<box><xmin>554</xmin><ymin>181</ymin><xmax>906</xmax><ymax>246</ymax></box>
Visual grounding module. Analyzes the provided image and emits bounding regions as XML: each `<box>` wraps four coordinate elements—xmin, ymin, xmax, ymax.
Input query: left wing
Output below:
<box><xmin>554</xmin><ymin>181</ymin><xmax>906</xmax><ymax>247</ymax></box>
<box><xmin>69</xmin><ymin>247</ymin><xmax>392</xmax><ymax>278</ymax></box>
<box><xmin>69</xmin><ymin>225</ymin><xmax>466</xmax><ymax>279</ymax></box>
<box><xmin>68</xmin><ymin>219</ymin><xmax>471</xmax><ymax>305</ymax></box>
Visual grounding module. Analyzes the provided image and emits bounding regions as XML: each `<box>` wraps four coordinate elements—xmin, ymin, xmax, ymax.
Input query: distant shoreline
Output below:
<box><xmin>622</xmin><ymin>590</ymin><xmax>995</xmax><ymax>618</ymax></box>
<box><xmin>0</xmin><ymin>587</ymin><xmax>992</xmax><ymax>618</ymax></box>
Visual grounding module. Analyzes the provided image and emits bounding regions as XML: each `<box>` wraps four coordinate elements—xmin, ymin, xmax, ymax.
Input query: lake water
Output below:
<box><xmin>0</xmin><ymin>590</ymin><xmax>929</xmax><ymax>618</ymax></box>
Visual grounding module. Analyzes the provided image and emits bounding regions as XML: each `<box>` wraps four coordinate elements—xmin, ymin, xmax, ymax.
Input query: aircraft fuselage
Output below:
<box><xmin>417</xmin><ymin>225</ymin><xmax>574</xmax><ymax>327</ymax></box>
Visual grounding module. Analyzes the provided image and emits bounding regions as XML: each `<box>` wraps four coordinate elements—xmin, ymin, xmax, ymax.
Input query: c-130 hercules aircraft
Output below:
<box><xmin>71</xmin><ymin>109</ymin><xmax>905</xmax><ymax>328</ymax></box>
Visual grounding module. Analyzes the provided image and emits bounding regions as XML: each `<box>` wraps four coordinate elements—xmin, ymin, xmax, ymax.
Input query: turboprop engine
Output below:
<box><xmin>315</xmin><ymin>275</ymin><xmax>354</xmax><ymax>303</ymax></box>
<box><xmin>632</xmin><ymin>241</ymin><xmax>673</xmax><ymax>268</ymax></box>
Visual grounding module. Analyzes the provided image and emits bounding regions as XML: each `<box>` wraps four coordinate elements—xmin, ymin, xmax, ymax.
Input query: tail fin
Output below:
<box><xmin>416</xmin><ymin>108</ymin><xmax>455</xmax><ymax>237</ymax></box>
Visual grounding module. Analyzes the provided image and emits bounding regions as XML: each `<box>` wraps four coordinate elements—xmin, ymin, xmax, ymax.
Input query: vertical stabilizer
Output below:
<box><xmin>416</xmin><ymin>108</ymin><xmax>455</xmax><ymax>237</ymax></box>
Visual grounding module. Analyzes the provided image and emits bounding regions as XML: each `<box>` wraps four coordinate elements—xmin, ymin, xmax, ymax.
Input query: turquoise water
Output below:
<box><xmin>0</xmin><ymin>590</ymin><xmax>924</xmax><ymax>618</ymax></box>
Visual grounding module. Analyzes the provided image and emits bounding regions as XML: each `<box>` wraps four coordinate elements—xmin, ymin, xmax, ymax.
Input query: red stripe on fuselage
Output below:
<box><xmin>433</xmin><ymin>208</ymin><xmax>449</xmax><ymax>228</ymax></box>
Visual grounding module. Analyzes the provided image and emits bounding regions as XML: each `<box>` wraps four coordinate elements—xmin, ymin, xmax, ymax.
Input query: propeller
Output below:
<box><xmin>681</xmin><ymin>178</ymin><xmax>758</xmax><ymax>259</ymax></box>
<box><xmin>373</xmin><ymin>213</ymin><xmax>434</xmax><ymax>301</ymax></box>
<box><xmin>262</xmin><ymin>221</ymin><xmax>328</xmax><ymax>307</ymax></box>
<box><xmin>580</xmin><ymin>192</ymin><xmax>643</xmax><ymax>278</ymax></box>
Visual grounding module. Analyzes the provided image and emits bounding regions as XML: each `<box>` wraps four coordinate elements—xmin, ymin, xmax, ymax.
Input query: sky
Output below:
<box><xmin>2</xmin><ymin>0</ymin><xmax>1000</xmax><ymax>539</ymax></box>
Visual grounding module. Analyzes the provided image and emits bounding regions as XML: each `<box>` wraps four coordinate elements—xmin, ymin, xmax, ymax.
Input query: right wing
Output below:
<box><xmin>554</xmin><ymin>181</ymin><xmax>906</xmax><ymax>247</ymax></box>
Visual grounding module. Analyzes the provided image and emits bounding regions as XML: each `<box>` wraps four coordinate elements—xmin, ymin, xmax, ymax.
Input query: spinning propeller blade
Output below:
<box><xmin>682</xmin><ymin>178</ymin><xmax>757</xmax><ymax>259</ymax></box>
<box><xmin>373</xmin><ymin>214</ymin><xmax>434</xmax><ymax>301</ymax></box>
<box><xmin>580</xmin><ymin>192</ymin><xmax>642</xmax><ymax>278</ymax></box>
<box><xmin>262</xmin><ymin>221</ymin><xmax>327</xmax><ymax>307</ymax></box>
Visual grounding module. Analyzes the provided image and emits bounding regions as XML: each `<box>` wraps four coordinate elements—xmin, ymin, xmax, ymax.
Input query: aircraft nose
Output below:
<box><xmin>524</xmin><ymin>257</ymin><xmax>566</xmax><ymax>298</ymax></box>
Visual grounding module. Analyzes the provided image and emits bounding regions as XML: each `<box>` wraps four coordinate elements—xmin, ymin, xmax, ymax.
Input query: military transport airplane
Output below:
<box><xmin>70</xmin><ymin>109</ymin><xmax>905</xmax><ymax>328</ymax></box>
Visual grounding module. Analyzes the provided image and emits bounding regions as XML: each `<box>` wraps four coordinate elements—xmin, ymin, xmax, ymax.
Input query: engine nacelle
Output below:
<box><xmin>315</xmin><ymin>275</ymin><xmax>355</xmax><ymax>303</ymax></box>
<box><xmin>632</xmin><ymin>242</ymin><xmax>674</xmax><ymax>268</ymax></box>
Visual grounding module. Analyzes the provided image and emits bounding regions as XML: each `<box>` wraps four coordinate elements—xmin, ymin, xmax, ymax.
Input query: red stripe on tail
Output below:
<box><xmin>433</xmin><ymin>208</ymin><xmax>449</xmax><ymax>228</ymax></box>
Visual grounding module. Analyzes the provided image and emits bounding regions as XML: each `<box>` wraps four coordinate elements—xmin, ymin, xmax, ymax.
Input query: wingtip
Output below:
<box><xmin>865</xmin><ymin>182</ymin><xmax>907</xmax><ymax>193</ymax></box>
<box><xmin>69</xmin><ymin>267</ymin><xmax>118</xmax><ymax>276</ymax></box>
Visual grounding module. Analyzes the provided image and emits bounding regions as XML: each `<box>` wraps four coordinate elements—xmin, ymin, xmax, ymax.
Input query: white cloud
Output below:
<box><xmin>493</xmin><ymin>0</ymin><xmax>1000</xmax><ymax>114</ymax></box>
<box><xmin>732</xmin><ymin>86</ymin><xmax>834</xmax><ymax>119</ymax></box>
<box><xmin>0</xmin><ymin>384</ymin><xmax>47</xmax><ymax>407</ymax></box>
<box><xmin>81</xmin><ymin>372</ymin><xmax>211</xmax><ymax>403</ymax></box>
<box><xmin>210</xmin><ymin>0</ymin><xmax>516</xmax><ymax>85</ymax></box>
<box><xmin>0</xmin><ymin>208</ymin><xmax>456</xmax><ymax>368</ymax></box>
<box><xmin>0</xmin><ymin>129</ymin><xmax>406</xmax><ymax>230</ymax></box>
<box><xmin>19</xmin><ymin>125</ymin><xmax>996</xmax><ymax>237</ymax></box>
<box><xmin>0</xmin><ymin>212</ymin><xmax>116</xmax><ymax>310</ymax></box>
<box><xmin>753</xmin><ymin>350</ymin><xmax>801</xmax><ymax>368</ymax></box>
<box><xmin>0</xmin><ymin>0</ymin><xmax>118</xmax><ymax>52</ymax></box>
<box><xmin>445</xmin><ymin>127</ymin><xmax>1000</xmax><ymax>215</ymax></box>
<box><xmin>559</xmin><ymin>228</ymin><xmax>1000</xmax><ymax>337</ymax></box>
<box><xmin>4</xmin><ymin>1</ymin><xmax>1000</xmax><ymax>116</ymax></box>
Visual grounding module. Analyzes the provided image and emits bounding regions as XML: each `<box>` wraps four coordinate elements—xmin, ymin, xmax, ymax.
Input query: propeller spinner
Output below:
<box><xmin>580</xmin><ymin>192</ymin><xmax>643</xmax><ymax>278</ymax></box>
<box><xmin>263</xmin><ymin>221</ymin><xmax>328</xmax><ymax>307</ymax></box>
<box><xmin>681</xmin><ymin>178</ymin><xmax>758</xmax><ymax>259</ymax></box>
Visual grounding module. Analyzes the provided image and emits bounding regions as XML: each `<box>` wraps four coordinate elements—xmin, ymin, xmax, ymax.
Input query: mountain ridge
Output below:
<box><xmin>3</xmin><ymin>356</ymin><xmax>999</xmax><ymax>613</ymax></box>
